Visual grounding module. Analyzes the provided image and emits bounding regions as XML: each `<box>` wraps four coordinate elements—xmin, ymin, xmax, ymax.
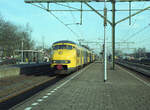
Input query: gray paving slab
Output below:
<box><xmin>12</xmin><ymin>63</ymin><xmax>150</xmax><ymax>110</ymax></box>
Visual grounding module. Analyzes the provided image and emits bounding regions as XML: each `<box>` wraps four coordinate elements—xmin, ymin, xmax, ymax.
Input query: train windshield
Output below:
<box><xmin>53</xmin><ymin>45</ymin><xmax>74</xmax><ymax>50</ymax></box>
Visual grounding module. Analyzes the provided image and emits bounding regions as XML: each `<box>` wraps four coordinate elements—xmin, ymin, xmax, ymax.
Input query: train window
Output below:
<box><xmin>53</xmin><ymin>45</ymin><xmax>59</xmax><ymax>50</ymax></box>
<box><xmin>67</xmin><ymin>45</ymin><xmax>73</xmax><ymax>49</ymax></box>
<box><xmin>77</xmin><ymin>49</ymin><xmax>80</xmax><ymax>57</ymax></box>
<box><xmin>53</xmin><ymin>45</ymin><xmax>73</xmax><ymax>50</ymax></box>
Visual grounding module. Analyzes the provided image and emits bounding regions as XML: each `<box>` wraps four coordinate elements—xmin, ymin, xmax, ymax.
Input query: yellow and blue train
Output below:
<box><xmin>51</xmin><ymin>40</ymin><xmax>96</xmax><ymax>74</ymax></box>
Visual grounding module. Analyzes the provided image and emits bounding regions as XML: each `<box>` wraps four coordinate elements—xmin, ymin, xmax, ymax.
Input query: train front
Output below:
<box><xmin>51</xmin><ymin>41</ymin><xmax>77</xmax><ymax>74</ymax></box>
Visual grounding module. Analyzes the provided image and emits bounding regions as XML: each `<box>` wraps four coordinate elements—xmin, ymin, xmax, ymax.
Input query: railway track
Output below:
<box><xmin>0</xmin><ymin>60</ymin><xmax>92</xmax><ymax>110</ymax></box>
<box><xmin>0</xmin><ymin>70</ymin><xmax>67</xmax><ymax>110</ymax></box>
<box><xmin>116</xmin><ymin>60</ymin><xmax>150</xmax><ymax>77</ymax></box>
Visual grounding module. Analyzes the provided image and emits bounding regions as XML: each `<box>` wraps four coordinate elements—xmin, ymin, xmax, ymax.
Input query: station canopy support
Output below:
<box><xmin>24</xmin><ymin>0</ymin><xmax>150</xmax><ymax>70</ymax></box>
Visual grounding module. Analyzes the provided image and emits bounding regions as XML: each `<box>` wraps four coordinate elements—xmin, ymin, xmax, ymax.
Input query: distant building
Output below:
<box><xmin>145</xmin><ymin>52</ymin><xmax>150</xmax><ymax>58</ymax></box>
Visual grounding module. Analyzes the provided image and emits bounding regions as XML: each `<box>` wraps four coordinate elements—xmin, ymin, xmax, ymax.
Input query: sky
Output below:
<box><xmin>0</xmin><ymin>0</ymin><xmax>150</xmax><ymax>54</ymax></box>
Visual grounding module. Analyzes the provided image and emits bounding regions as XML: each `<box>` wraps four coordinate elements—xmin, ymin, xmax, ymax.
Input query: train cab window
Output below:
<box><xmin>67</xmin><ymin>45</ymin><xmax>73</xmax><ymax>49</ymax></box>
<box><xmin>53</xmin><ymin>45</ymin><xmax>73</xmax><ymax>50</ymax></box>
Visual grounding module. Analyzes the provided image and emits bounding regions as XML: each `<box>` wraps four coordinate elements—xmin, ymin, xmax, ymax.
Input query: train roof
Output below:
<box><xmin>53</xmin><ymin>40</ymin><xmax>76</xmax><ymax>45</ymax></box>
<box><xmin>52</xmin><ymin>40</ymin><xmax>94</xmax><ymax>53</ymax></box>
<box><xmin>81</xmin><ymin>45</ymin><xmax>90</xmax><ymax>50</ymax></box>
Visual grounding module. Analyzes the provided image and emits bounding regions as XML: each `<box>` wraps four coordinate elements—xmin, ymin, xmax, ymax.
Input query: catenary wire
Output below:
<box><xmin>66</xmin><ymin>3</ymin><xmax>83</xmax><ymax>38</ymax></box>
<box><xmin>31</xmin><ymin>3</ymin><xmax>80</xmax><ymax>38</ymax></box>
<box><xmin>124</xmin><ymin>24</ymin><xmax>150</xmax><ymax>42</ymax></box>
<box><xmin>121</xmin><ymin>2</ymin><xmax>147</xmax><ymax>42</ymax></box>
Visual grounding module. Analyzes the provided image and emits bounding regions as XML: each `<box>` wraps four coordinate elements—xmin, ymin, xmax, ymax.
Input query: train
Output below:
<box><xmin>50</xmin><ymin>40</ymin><xmax>96</xmax><ymax>74</ymax></box>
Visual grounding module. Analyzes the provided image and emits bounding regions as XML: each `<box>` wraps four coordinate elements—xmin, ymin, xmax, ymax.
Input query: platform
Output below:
<box><xmin>12</xmin><ymin>62</ymin><xmax>150</xmax><ymax>110</ymax></box>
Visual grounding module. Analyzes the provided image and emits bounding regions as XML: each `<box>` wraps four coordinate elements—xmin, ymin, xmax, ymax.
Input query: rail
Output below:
<box><xmin>115</xmin><ymin>60</ymin><xmax>150</xmax><ymax>77</ymax></box>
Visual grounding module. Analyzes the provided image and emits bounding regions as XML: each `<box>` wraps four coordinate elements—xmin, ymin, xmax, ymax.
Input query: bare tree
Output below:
<box><xmin>0</xmin><ymin>14</ymin><xmax>35</xmax><ymax>58</ymax></box>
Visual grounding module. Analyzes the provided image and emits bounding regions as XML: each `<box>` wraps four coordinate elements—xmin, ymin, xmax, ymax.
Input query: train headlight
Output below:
<box><xmin>52</xmin><ymin>60</ymin><xmax>56</xmax><ymax>63</ymax></box>
<box><xmin>67</xmin><ymin>60</ymin><xmax>71</xmax><ymax>63</ymax></box>
<box><xmin>52</xmin><ymin>60</ymin><xmax>70</xmax><ymax>64</ymax></box>
<box><xmin>65</xmin><ymin>60</ymin><xmax>71</xmax><ymax>63</ymax></box>
<box><xmin>65</xmin><ymin>61</ymin><xmax>68</xmax><ymax>63</ymax></box>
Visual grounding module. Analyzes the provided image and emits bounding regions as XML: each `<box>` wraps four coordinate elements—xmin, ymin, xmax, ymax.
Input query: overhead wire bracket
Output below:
<box><xmin>104</xmin><ymin>7</ymin><xmax>107</xmax><ymax>26</ymax></box>
<box><xmin>129</xmin><ymin>1</ymin><xmax>131</xmax><ymax>25</ymax></box>
<box><xmin>80</xmin><ymin>2</ymin><xmax>83</xmax><ymax>25</ymax></box>
<box><xmin>47</xmin><ymin>2</ymin><xmax>50</xmax><ymax>11</ymax></box>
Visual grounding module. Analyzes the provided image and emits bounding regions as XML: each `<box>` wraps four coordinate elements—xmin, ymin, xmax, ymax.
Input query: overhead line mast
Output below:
<box><xmin>103</xmin><ymin>0</ymin><xmax>107</xmax><ymax>82</ymax></box>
